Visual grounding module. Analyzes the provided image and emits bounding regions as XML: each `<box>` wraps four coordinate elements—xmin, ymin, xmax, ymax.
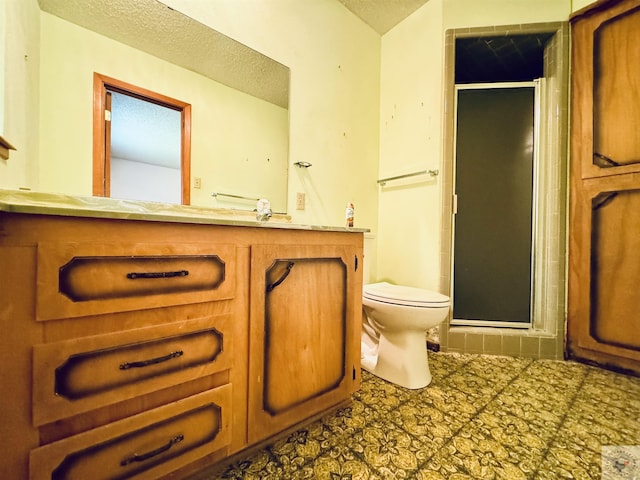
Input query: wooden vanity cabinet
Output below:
<box><xmin>0</xmin><ymin>210</ymin><xmax>363</xmax><ymax>479</ymax></box>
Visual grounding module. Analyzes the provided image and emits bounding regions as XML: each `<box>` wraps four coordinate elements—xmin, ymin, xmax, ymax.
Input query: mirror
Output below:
<box><xmin>38</xmin><ymin>0</ymin><xmax>290</xmax><ymax>213</ymax></box>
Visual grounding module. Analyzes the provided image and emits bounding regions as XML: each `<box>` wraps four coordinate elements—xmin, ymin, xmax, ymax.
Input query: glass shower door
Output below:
<box><xmin>452</xmin><ymin>84</ymin><xmax>537</xmax><ymax>327</ymax></box>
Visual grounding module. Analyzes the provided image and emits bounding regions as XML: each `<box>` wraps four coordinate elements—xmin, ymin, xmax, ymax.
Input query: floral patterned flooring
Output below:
<box><xmin>190</xmin><ymin>352</ymin><xmax>640</xmax><ymax>479</ymax></box>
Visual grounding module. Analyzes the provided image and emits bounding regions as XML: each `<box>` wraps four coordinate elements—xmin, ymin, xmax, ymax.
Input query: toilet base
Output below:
<box><xmin>361</xmin><ymin>331</ymin><xmax>432</xmax><ymax>389</ymax></box>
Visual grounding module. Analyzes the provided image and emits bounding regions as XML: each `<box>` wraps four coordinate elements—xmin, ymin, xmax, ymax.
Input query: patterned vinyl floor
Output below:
<box><xmin>189</xmin><ymin>352</ymin><xmax>640</xmax><ymax>479</ymax></box>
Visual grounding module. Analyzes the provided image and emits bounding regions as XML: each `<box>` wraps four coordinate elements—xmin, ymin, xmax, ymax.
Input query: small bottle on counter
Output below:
<box><xmin>346</xmin><ymin>202</ymin><xmax>354</xmax><ymax>228</ymax></box>
<box><xmin>256</xmin><ymin>198</ymin><xmax>272</xmax><ymax>221</ymax></box>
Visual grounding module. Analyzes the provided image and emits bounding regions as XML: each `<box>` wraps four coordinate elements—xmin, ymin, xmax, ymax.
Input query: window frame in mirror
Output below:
<box><xmin>92</xmin><ymin>72</ymin><xmax>192</xmax><ymax>204</ymax></box>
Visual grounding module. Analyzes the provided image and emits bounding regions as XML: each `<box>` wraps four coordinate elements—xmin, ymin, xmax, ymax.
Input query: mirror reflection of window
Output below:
<box><xmin>109</xmin><ymin>91</ymin><xmax>182</xmax><ymax>204</ymax></box>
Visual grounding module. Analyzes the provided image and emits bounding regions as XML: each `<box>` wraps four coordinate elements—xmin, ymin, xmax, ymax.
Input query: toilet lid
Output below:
<box><xmin>363</xmin><ymin>282</ymin><xmax>450</xmax><ymax>307</ymax></box>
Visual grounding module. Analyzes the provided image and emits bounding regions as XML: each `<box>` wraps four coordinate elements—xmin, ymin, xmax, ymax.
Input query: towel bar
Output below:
<box><xmin>377</xmin><ymin>169</ymin><xmax>439</xmax><ymax>186</ymax></box>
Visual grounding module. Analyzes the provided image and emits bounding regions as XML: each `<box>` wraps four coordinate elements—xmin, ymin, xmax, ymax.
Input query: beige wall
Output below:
<box><xmin>0</xmin><ymin>0</ymin><xmax>4</xmax><ymax>135</ymax></box>
<box><xmin>0</xmin><ymin>0</ymin><xmax>40</xmax><ymax>190</ymax></box>
<box><xmin>572</xmin><ymin>0</ymin><xmax>598</xmax><ymax>12</ymax></box>
<box><xmin>377</xmin><ymin>0</ymin><xmax>444</xmax><ymax>290</ymax></box>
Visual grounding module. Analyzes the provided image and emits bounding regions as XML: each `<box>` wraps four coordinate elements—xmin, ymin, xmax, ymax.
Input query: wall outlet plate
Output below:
<box><xmin>296</xmin><ymin>192</ymin><xmax>305</xmax><ymax>210</ymax></box>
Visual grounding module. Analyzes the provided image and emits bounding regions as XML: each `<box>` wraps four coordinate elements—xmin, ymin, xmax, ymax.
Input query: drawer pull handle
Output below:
<box><xmin>119</xmin><ymin>350</ymin><xmax>184</xmax><ymax>370</ymax></box>
<box><xmin>120</xmin><ymin>434</ymin><xmax>184</xmax><ymax>466</ymax></box>
<box><xmin>126</xmin><ymin>270</ymin><xmax>189</xmax><ymax>279</ymax></box>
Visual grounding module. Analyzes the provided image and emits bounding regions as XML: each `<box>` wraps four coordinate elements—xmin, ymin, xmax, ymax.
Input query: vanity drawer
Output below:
<box><xmin>30</xmin><ymin>386</ymin><xmax>232</xmax><ymax>480</ymax></box>
<box><xmin>36</xmin><ymin>242</ymin><xmax>236</xmax><ymax>321</ymax></box>
<box><xmin>33</xmin><ymin>316</ymin><xmax>233</xmax><ymax>426</ymax></box>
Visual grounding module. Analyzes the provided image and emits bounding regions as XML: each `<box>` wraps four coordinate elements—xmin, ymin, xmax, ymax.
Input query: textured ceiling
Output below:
<box><xmin>38</xmin><ymin>0</ymin><xmax>290</xmax><ymax>109</ymax></box>
<box><xmin>110</xmin><ymin>92</ymin><xmax>181</xmax><ymax>168</ymax></box>
<box><xmin>337</xmin><ymin>0</ymin><xmax>432</xmax><ymax>34</ymax></box>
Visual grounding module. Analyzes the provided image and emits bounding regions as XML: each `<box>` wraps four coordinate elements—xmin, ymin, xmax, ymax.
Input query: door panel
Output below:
<box><xmin>593</xmin><ymin>5</ymin><xmax>640</xmax><ymax>169</ymax></box>
<box><xmin>574</xmin><ymin>2</ymin><xmax>640</xmax><ymax>179</ymax></box>
<box><xmin>590</xmin><ymin>190</ymin><xmax>640</xmax><ymax>351</ymax></box>
<box><xmin>453</xmin><ymin>86</ymin><xmax>535</xmax><ymax>324</ymax></box>
<box><xmin>248</xmin><ymin>244</ymin><xmax>360</xmax><ymax>444</ymax></box>
<box><xmin>568</xmin><ymin>175</ymin><xmax>640</xmax><ymax>372</ymax></box>
<box><xmin>263</xmin><ymin>258</ymin><xmax>346</xmax><ymax>414</ymax></box>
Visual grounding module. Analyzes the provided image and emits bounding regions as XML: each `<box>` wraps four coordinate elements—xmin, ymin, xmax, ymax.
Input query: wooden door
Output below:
<box><xmin>568</xmin><ymin>0</ymin><xmax>640</xmax><ymax>375</ymax></box>
<box><xmin>248</xmin><ymin>244</ymin><xmax>361</xmax><ymax>444</ymax></box>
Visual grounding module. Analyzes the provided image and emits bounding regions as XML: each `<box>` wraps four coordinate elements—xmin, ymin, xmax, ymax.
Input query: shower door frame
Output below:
<box><xmin>450</xmin><ymin>81</ymin><xmax>542</xmax><ymax>329</ymax></box>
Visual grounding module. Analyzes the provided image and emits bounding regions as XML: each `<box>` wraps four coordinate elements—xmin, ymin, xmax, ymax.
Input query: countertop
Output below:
<box><xmin>0</xmin><ymin>189</ymin><xmax>369</xmax><ymax>233</ymax></box>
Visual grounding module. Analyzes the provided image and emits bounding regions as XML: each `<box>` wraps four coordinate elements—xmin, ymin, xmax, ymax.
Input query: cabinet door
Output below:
<box><xmin>248</xmin><ymin>245</ymin><xmax>361</xmax><ymax>443</ymax></box>
<box><xmin>568</xmin><ymin>0</ymin><xmax>640</xmax><ymax>374</ymax></box>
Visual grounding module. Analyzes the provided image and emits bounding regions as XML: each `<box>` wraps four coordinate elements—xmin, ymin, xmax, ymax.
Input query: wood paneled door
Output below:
<box><xmin>568</xmin><ymin>0</ymin><xmax>640</xmax><ymax>375</ymax></box>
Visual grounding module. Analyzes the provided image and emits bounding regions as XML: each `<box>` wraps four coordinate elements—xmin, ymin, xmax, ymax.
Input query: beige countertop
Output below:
<box><xmin>0</xmin><ymin>189</ymin><xmax>369</xmax><ymax>233</ymax></box>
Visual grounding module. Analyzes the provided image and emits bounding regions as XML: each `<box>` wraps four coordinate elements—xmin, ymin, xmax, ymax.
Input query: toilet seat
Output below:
<box><xmin>363</xmin><ymin>282</ymin><xmax>450</xmax><ymax>308</ymax></box>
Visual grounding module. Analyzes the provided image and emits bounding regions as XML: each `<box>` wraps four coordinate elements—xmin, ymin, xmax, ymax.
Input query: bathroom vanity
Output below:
<box><xmin>0</xmin><ymin>191</ymin><xmax>365</xmax><ymax>479</ymax></box>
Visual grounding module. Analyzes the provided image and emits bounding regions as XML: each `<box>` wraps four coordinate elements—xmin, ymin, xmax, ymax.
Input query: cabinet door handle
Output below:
<box><xmin>120</xmin><ymin>434</ymin><xmax>184</xmax><ymax>466</ymax></box>
<box><xmin>593</xmin><ymin>152</ymin><xmax>619</xmax><ymax>168</ymax></box>
<box><xmin>266</xmin><ymin>261</ymin><xmax>295</xmax><ymax>292</ymax></box>
<box><xmin>127</xmin><ymin>270</ymin><xmax>189</xmax><ymax>279</ymax></box>
<box><xmin>119</xmin><ymin>350</ymin><xmax>184</xmax><ymax>370</ymax></box>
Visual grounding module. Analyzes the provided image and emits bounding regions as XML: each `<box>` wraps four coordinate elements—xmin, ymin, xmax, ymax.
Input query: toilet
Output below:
<box><xmin>361</xmin><ymin>282</ymin><xmax>450</xmax><ymax>389</ymax></box>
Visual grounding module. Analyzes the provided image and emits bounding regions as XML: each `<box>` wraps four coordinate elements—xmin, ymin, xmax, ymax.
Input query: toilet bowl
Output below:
<box><xmin>361</xmin><ymin>282</ymin><xmax>450</xmax><ymax>389</ymax></box>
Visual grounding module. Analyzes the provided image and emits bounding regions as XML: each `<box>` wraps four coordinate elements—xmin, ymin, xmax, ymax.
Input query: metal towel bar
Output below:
<box><xmin>211</xmin><ymin>192</ymin><xmax>259</xmax><ymax>202</ymax></box>
<box><xmin>377</xmin><ymin>169</ymin><xmax>439</xmax><ymax>186</ymax></box>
